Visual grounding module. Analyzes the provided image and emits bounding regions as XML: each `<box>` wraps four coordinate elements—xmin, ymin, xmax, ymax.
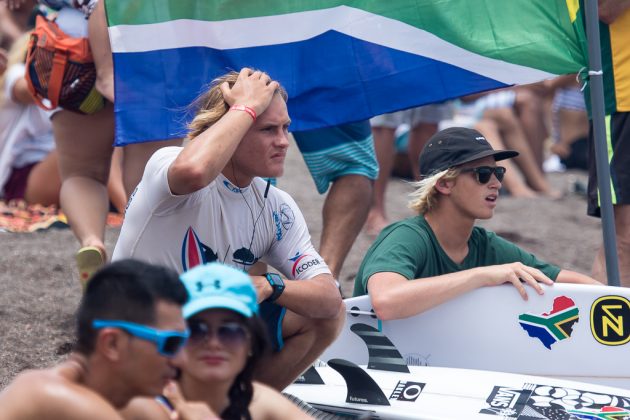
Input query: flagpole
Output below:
<box><xmin>584</xmin><ymin>0</ymin><xmax>620</xmax><ymax>287</ymax></box>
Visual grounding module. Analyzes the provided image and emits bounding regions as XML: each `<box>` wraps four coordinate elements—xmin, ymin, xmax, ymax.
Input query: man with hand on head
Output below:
<box><xmin>0</xmin><ymin>259</ymin><xmax>216</xmax><ymax>420</ymax></box>
<box><xmin>113</xmin><ymin>68</ymin><xmax>344</xmax><ymax>390</ymax></box>
<box><xmin>353</xmin><ymin>127</ymin><xmax>600</xmax><ymax>321</ymax></box>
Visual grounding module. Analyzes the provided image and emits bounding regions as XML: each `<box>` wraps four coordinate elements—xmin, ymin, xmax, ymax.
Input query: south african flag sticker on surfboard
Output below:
<box><xmin>518</xmin><ymin>296</ymin><xmax>579</xmax><ymax>349</ymax></box>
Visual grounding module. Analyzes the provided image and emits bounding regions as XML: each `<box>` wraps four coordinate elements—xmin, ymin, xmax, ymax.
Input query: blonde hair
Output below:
<box><xmin>408</xmin><ymin>168</ymin><xmax>460</xmax><ymax>214</ymax></box>
<box><xmin>0</xmin><ymin>31</ymin><xmax>31</xmax><ymax>106</ymax></box>
<box><xmin>185</xmin><ymin>70</ymin><xmax>288</xmax><ymax>142</ymax></box>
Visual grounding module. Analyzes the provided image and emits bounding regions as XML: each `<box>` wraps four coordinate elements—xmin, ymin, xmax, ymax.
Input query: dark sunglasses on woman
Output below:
<box><xmin>459</xmin><ymin>166</ymin><xmax>506</xmax><ymax>184</ymax></box>
<box><xmin>187</xmin><ymin>319</ymin><xmax>249</xmax><ymax>348</ymax></box>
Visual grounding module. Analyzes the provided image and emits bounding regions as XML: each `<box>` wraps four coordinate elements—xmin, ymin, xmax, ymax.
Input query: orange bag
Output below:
<box><xmin>24</xmin><ymin>15</ymin><xmax>104</xmax><ymax>114</ymax></box>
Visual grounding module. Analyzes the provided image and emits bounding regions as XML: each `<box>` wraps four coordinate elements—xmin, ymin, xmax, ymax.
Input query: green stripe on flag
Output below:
<box><xmin>519</xmin><ymin>307</ymin><xmax>579</xmax><ymax>340</ymax></box>
<box><xmin>106</xmin><ymin>0</ymin><xmax>586</xmax><ymax>76</ymax></box>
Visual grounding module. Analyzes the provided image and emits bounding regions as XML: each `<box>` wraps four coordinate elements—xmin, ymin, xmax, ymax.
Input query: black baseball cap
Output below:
<box><xmin>419</xmin><ymin>127</ymin><xmax>519</xmax><ymax>177</ymax></box>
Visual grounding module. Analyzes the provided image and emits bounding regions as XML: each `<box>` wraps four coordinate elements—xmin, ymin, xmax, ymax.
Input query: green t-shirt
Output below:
<box><xmin>353</xmin><ymin>215</ymin><xmax>561</xmax><ymax>296</ymax></box>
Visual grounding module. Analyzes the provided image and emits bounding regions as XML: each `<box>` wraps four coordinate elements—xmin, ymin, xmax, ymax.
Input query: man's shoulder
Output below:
<box><xmin>263</xmin><ymin>180</ymin><xmax>295</xmax><ymax>202</ymax></box>
<box><xmin>0</xmin><ymin>368</ymin><xmax>120</xmax><ymax>419</ymax></box>
<box><xmin>147</xmin><ymin>146</ymin><xmax>184</xmax><ymax>167</ymax></box>
<box><xmin>383</xmin><ymin>216</ymin><xmax>430</xmax><ymax>238</ymax></box>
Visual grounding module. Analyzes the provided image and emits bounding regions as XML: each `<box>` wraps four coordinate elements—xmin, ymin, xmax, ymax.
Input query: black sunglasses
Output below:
<box><xmin>187</xmin><ymin>319</ymin><xmax>249</xmax><ymax>348</ymax></box>
<box><xmin>459</xmin><ymin>166</ymin><xmax>506</xmax><ymax>184</ymax></box>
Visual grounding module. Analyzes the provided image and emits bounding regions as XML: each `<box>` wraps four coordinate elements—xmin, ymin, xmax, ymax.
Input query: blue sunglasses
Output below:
<box><xmin>92</xmin><ymin>319</ymin><xmax>190</xmax><ymax>357</ymax></box>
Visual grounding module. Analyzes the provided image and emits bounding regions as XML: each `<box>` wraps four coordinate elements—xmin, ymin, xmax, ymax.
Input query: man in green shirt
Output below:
<box><xmin>354</xmin><ymin>127</ymin><xmax>600</xmax><ymax>320</ymax></box>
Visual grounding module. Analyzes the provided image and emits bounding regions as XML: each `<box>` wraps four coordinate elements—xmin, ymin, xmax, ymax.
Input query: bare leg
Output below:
<box><xmin>592</xmin><ymin>205</ymin><xmax>630</xmax><ymax>287</ymax></box>
<box><xmin>88</xmin><ymin>0</ymin><xmax>114</xmax><ymax>102</ymax></box>
<box><xmin>484</xmin><ymin>108</ymin><xmax>560</xmax><ymax>198</ymax></box>
<box><xmin>407</xmin><ymin>123</ymin><xmax>438</xmax><ymax>181</ymax></box>
<box><xmin>24</xmin><ymin>150</ymin><xmax>61</xmax><ymax>207</ymax></box>
<box><xmin>365</xmin><ymin>126</ymin><xmax>395</xmax><ymax>235</ymax></box>
<box><xmin>551</xmin><ymin>108</ymin><xmax>589</xmax><ymax>158</ymax></box>
<box><xmin>475</xmin><ymin>119</ymin><xmax>537</xmax><ymax>198</ymax></box>
<box><xmin>52</xmin><ymin>104</ymin><xmax>114</xmax><ymax>257</ymax></box>
<box><xmin>319</xmin><ymin>175</ymin><xmax>372</xmax><ymax>279</ymax></box>
<box><xmin>255</xmin><ymin>304</ymin><xmax>345</xmax><ymax>390</ymax></box>
<box><xmin>107</xmin><ymin>147</ymin><xmax>127</xmax><ymax>213</ymax></box>
<box><xmin>514</xmin><ymin>86</ymin><xmax>548</xmax><ymax>168</ymax></box>
<box><xmin>122</xmin><ymin>139</ymin><xmax>182</xmax><ymax>197</ymax></box>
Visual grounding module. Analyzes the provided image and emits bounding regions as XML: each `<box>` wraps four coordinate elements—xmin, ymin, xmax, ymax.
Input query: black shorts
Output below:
<box><xmin>587</xmin><ymin>112</ymin><xmax>630</xmax><ymax>217</ymax></box>
<box><xmin>259</xmin><ymin>301</ymin><xmax>286</xmax><ymax>352</ymax></box>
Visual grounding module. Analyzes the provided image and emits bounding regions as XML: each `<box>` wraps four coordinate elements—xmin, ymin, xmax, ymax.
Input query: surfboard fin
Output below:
<box><xmin>350</xmin><ymin>323</ymin><xmax>410</xmax><ymax>373</ymax></box>
<box><xmin>294</xmin><ymin>365</ymin><xmax>325</xmax><ymax>385</ymax></box>
<box><xmin>328</xmin><ymin>359</ymin><xmax>390</xmax><ymax>406</ymax></box>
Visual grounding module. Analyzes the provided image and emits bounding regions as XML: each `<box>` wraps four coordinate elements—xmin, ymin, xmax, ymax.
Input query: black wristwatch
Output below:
<box><xmin>264</xmin><ymin>273</ymin><xmax>285</xmax><ymax>303</ymax></box>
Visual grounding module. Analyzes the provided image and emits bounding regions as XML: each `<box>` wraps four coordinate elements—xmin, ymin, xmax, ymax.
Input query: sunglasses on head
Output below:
<box><xmin>459</xmin><ymin>166</ymin><xmax>506</xmax><ymax>184</ymax></box>
<box><xmin>92</xmin><ymin>319</ymin><xmax>189</xmax><ymax>357</ymax></box>
<box><xmin>187</xmin><ymin>319</ymin><xmax>249</xmax><ymax>348</ymax></box>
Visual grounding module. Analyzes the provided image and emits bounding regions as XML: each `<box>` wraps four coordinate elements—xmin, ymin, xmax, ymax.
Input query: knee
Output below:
<box><xmin>311</xmin><ymin>302</ymin><xmax>346</xmax><ymax>345</ymax></box>
<box><xmin>60</xmin><ymin>165</ymin><xmax>111</xmax><ymax>185</ymax></box>
<box><xmin>516</xmin><ymin>89</ymin><xmax>536</xmax><ymax>107</ymax></box>
<box><xmin>488</xmin><ymin>108</ymin><xmax>518</xmax><ymax>129</ymax></box>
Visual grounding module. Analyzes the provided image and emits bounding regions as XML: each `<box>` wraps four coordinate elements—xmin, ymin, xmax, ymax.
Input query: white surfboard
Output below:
<box><xmin>285</xmin><ymin>357</ymin><xmax>630</xmax><ymax>420</ymax></box>
<box><xmin>322</xmin><ymin>283</ymin><xmax>630</xmax><ymax>388</ymax></box>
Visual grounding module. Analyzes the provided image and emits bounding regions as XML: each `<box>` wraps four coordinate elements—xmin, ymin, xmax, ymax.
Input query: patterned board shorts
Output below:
<box><xmin>292</xmin><ymin>121</ymin><xmax>378</xmax><ymax>194</ymax></box>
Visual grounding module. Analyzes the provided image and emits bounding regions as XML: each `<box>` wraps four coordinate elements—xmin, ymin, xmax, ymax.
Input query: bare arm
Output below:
<box><xmin>167</xmin><ymin>68</ymin><xmax>279</xmax><ymax>195</ymax></box>
<box><xmin>11</xmin><ymin>76</ymin><xmax>33</xmax><ymax>104</ymax></box>
<box><xmin>598</xmin><ymin>0</ymin><xmax>630</xmax><ymax>24</ymax></box>
<box><xmin>120</xmin><ymin>397</ymin><xmax>169</xmax><ymax>420</ymax></box>
<box><xmin>0</xmin><ymin>371</ymin><xmax>122</xmax><ymax>420</ymax></box>
<box><xmin>0</xmin><ymin>3</ymin><xmax>24</xmax><ymax>44</ymax></box>
<box><xmin>0</xmin><ymin>49</ymin><xmax>6</xmax><ymax>75</ymax></box>
<box><xmin>367</xmin><ymin>263</ymin><xmax>554</xmax><ymax>320</ymax></box>
<box><xmin>555</xmin><ymin>269</ymin><xmax>602</xmax><ymax>285</ymax></box>
<box><xmin>88</xmin><ymin>0</ymin><xmax>115</xmax><ymax>102</ymax></box>
<box><xmin>121</xmin><ymin>382</ymin><xmax>218</xmax><ymax>420</ymax></box>
<box><xmin>252</xmin><ymin>273</ymin><xmax>342</xmax><ymax>319</ymax></box>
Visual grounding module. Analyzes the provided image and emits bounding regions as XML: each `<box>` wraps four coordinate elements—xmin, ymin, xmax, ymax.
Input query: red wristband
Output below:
<box><xmin>230</xmin><ymin>105</ymin><xmax>257</xmax><ymax>122</ymax></box>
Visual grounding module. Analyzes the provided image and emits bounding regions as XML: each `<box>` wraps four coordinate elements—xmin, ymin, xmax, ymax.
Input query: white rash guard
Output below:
<box><xmin>112</xmin><ymin>147</ymin><xmax>331</xmax><ymax>279</ymax></box>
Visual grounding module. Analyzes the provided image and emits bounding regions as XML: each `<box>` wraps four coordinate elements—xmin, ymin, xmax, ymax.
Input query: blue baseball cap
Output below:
<box><xmin>180</xmin><ymin>263</ymin><xmax>259</xmax><ymax>319</ymax></box>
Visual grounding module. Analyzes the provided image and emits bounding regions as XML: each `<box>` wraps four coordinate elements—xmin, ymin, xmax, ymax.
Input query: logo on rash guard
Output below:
<box><xmin>181</xmin><ymin>227</ymin><xmax>218</xmax><ymax>271</ymax></box>
<box><xmin>222</xmin><ymin>180</ymin><xmax>241</xmax><ymax>193</ymax></box>
<box><xmin>272</xmin><ymin>211</ymin><xmax>283</xmax><ymax>241</ymax></box>
<box><xmin>289</xmin><ymin>251</ymin><xmax>321</xmax><ymax>277</ymax></box>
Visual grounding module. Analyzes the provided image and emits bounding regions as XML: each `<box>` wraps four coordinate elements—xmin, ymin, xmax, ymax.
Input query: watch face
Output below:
<box><xmin>267</xmin><ymin>273</ymin><xmax>284</xmax><ymax>286</ymax></box>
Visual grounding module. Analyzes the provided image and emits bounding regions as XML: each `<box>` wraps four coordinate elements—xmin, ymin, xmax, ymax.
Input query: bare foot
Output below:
<box><xmin>550</xmin><ymin>143</ymin><xmax>571</xmax><ymax>159</ymax></box>
<box><xmin>507</xmin><ymin>186</ymin><xmax>539</xmax><ymax>198</ymax></box>
<box><xmin>365</xmin><ymin>211</ymin><xmax>389</xmax><ymax>237</ymax></box>
<box><xmin>539</xmin><ymin>187</ymin><xmax>564</xmax><ymax>200</ymax></box>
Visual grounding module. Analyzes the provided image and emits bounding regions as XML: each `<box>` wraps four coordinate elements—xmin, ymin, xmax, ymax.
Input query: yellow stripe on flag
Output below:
<box><xmin>565</xmin><ymin>0</ymin><xmax>579</xmax><ymax>22</ymax></box>
<box><xmin>609</xmin><ymin>9</ymin><xmax>630</xmax><ymax>112</ymax></box>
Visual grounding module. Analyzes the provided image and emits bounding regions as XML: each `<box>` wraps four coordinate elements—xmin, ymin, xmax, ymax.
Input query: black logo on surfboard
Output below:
<box><xmin>591</xmin><ymin>296</ymin><xmax>630</xmax><ymax>345</ymax></box>
<box><xmin>389</xmin><ymin>381</ymin><xmax>424</xmax><ymax>402</ymax></box>
<box><xmin>480</xmin><ymin>385</ymin><xmax>534</xmax><ymax>417</ymax></box>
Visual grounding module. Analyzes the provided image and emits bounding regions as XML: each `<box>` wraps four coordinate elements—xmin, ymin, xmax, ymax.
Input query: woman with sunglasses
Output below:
<box><xmin>122</xmin><ymin>263</ymin><xmax>312</xmax><ymax>420</ymax></box>
<box><xmin>353</xmin><ymin>127</ymin><xmax>600</xmax><ymax>321</ymax></box>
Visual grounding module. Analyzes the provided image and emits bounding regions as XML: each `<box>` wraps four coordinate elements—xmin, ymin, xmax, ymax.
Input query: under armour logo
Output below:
<box><xmin>196</xmin><ymin>279</ymin><xmax>221</xmax><ymax>292</ymax></box>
